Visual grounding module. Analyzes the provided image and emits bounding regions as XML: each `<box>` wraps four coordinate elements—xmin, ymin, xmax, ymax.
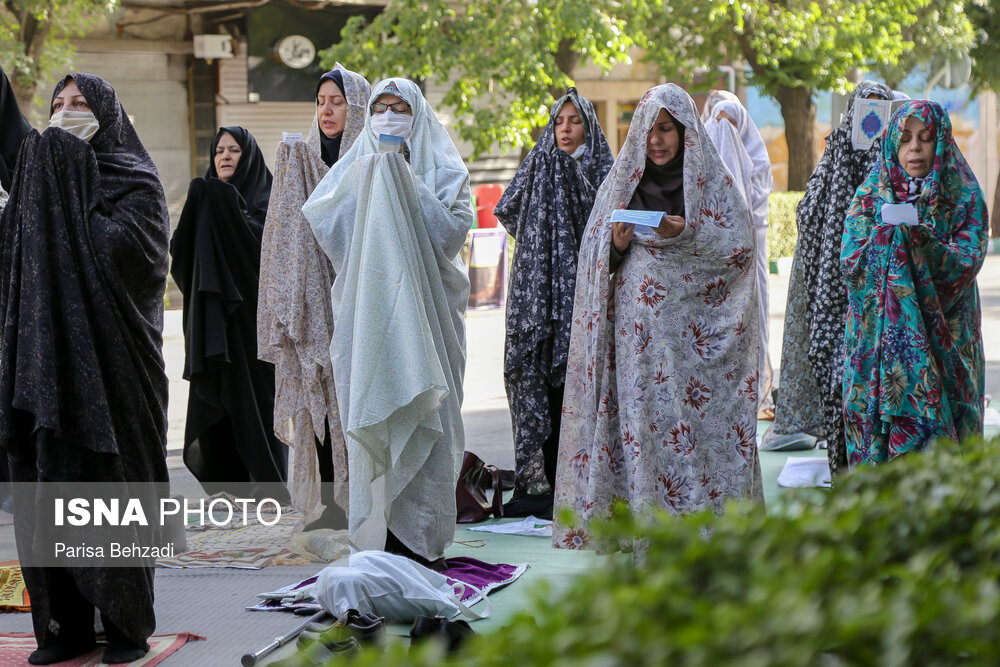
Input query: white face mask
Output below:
<box><xmin>49</xmin><ymin>110</ymin><xmax>100</xmax><ymax>143</ymax></box>
<box><xmin>370</xmin><ymin>110</ymin><xmax>413</xmax><ymax>140</ymax></box>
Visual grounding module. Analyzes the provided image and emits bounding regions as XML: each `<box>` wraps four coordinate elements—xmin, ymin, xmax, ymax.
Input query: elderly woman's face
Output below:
<box><xmin>317</xmin><ymin>80</ymin><xmax>348</xmax><ymax>139</ymax></box>
<box><xmin>51</xmin><ymin>79</ymin><xmax>90</xmax><ymax>115</ymax></box>
<box><xmin>554</xmin><ymin>101</ymin><xmax>585</xmax><ymax>154</ymax></box>
<box><xmin>214</xmin><ymin>131</ymin><xmax>242</xmax><ymax>182</ymax></box>
<box><xmin>646</xmin><ymin>109</ymin><xmax>681</xmax><ymax>166</ymax></box>
<box><xmin>897</xmin><ymin>115</ymin><xmax>934</xmax><ymax>178</ymax></box>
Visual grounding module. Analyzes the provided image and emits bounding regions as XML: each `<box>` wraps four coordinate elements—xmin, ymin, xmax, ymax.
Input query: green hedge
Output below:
<box><xmin>767</xmin><ymin>191</ymin><xmax>803</xmax><ymax>262</ymax></box>
<box><xmin>284</xmin><ymin>435</ymin><xmax>1000</xmax><ymax>666</ymax></box>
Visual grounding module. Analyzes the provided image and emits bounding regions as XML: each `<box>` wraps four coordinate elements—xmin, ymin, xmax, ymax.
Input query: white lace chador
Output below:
<box><xmin>303</xmin><ymin>78</ymin><xmax>472</xmax><ymax>560</ymax></box>
<box><xmin>553</xmin><ymin>84</ymin><xmax>763</xmax><ymax>550</ymax></box>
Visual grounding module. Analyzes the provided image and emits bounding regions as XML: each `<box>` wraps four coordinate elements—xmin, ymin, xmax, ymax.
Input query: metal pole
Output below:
<box><xmin>241</xmin><ymin>610</ymin><xmax>330</xmax><ymax>666</ymax></box>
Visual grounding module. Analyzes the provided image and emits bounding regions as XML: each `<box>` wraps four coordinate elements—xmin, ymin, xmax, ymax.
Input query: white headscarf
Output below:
<box><xmin>702</xmin><ymin>89</ymin><xmax>773</xmax><ymax>212</ymax></box>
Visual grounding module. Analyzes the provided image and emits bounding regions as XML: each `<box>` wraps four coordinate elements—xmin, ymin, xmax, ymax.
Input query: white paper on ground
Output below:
<box><xmin>610</xmin><ymin>208</ymin><xmax>665</xmax><ymax>228</ymax></box>
<box><xmin>776</xmin><ymin>457</ymin><xmax>832</xmax><ymax>488</ymax></box>
<box><xmin>467</xmin><ymin>516</ymin><xmax>553</xmax><ymax>537</ymax></box>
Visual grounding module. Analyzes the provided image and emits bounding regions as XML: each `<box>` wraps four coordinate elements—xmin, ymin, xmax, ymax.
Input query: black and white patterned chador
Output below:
<box><xmin>769</xmin><ymin>80</ymin><xmax>892</xmax><ymax>475</ymax></box>
<box><xmin>494</xmin><ymin>89</ymin><xmax>613</xmax><ymax>504</ymax></box>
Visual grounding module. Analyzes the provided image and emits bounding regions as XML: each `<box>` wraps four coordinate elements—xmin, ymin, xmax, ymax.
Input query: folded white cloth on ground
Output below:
<box><xmin>776</xmin><ymin>457</ymin><xmax>832</xmax><ymax>488</ymax></box>
<box><xmin>467</xmin><ymin>516</ymin><xmax>553</xmax><ymax>537</ymax></box>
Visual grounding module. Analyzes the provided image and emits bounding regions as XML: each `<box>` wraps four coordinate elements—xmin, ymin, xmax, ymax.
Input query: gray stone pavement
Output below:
<box><xmin>1</xmin><ymin>253</ymin><xmax>998</xmax><ymax>664</ymax></box>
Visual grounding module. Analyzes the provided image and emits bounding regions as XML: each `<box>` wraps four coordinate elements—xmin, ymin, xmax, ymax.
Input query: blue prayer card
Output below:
<box><xmin>377</xmin><ymin>134</ymin><xmax>405</xmax><ymax>154</ymax></box>
<box><xmin>610</xmin><ymin>209</ymin><xmax>665</xmax><ymax>228</ymax></box>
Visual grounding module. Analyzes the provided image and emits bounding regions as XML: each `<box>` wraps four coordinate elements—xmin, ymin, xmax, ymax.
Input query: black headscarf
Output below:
<box><xmin>171</xmin><ymin>126</ymin><xmax>287</xmax><ymax>496</ymax></box>
<box><xmin>544</xmin><ymin>87</ymin><xmax>614</xmax><ymax>190</ymax></box>
<box><xmin>207</xmin><ymin>125</ymin><xmax>272</xmax><ymax>227</ymax></box>
<box><xmin>0</xmin><ymin>72</ymin><xmax>169</xmax><ymax>646</ymax></box>
<box><xmin>0</xmin><ymin>65</ymin><xmax>31</xmax><ymax>191</ymax></box>
<box><xmin>316</xmin><ymin>69</ymin><xmax>345</xmax><ymax>167</ymax></box>
<box><xmin>628</xmin><ymin>110</ymin><xmax>686</xmax><ymax>216</ymax></box>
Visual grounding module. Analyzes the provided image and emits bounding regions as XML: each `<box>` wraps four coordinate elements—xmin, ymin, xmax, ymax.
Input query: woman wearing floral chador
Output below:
<box><xmin>841</xmin><ymin>100</ymin><xmax>987</xmax><ymax>465</ymax></box>
<box><xmin>552</xmin><ymin>84</ymin><xmax>762</xmax><ymax>550</ymax></box>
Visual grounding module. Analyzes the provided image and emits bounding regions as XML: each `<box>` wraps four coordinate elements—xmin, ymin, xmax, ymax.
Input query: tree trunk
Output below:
<box><xmin>9</xmin><ymin>11</ymin><xmax>49</xmax><ymax>111</ymax></box>
<box><xmin>774</xmin><ymin>84</ymin><xmax>817</xmax><ymax>192</ymax></box>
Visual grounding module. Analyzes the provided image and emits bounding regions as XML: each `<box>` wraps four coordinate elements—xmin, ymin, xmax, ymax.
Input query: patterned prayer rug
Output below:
<box><xmin>156</xmin><ymin>514</ymin><xmax>309</xmax><ymax>568</ymax></box>
<box><xmin>0</xmin><ymin>632</ymin><xmax>203</xmax><ymax>666</ymax></box>
<box><xmin>0</xmin><ymin>561</ymin><xmax>29</xmax><ymax>612</ymax></box>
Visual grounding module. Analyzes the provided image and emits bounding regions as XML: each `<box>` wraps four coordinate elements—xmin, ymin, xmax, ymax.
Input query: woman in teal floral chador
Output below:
<box><xmin>841</xmin><ymin>100</ymin><xmax>987</xmax><ymax>465</ymax></box>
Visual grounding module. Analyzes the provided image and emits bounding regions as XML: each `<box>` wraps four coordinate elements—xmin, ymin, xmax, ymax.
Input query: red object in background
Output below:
<box><xmin>473</xmin><ymin>184</ymin><xmax>503</xmax><ymax>228</ymax></box>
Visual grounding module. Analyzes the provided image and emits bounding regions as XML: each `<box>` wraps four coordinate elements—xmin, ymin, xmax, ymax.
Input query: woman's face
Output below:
<box><xmin>214</xmin><ymin>131</ymin><xmax>242</xmax><ymax>182</ymax></box>
<box><xmin>646</xmin><ymin>108</ymin><xmax>681</xmax><ymax>166</ymax></box>
<box><xmin>317</xmin><ymin>80</ymin><xmax>348</xmax><ymax>139</ymax></box>
<box><xmin>554</xmin><ymin>101</ymin><xmax>585</xmax><ymax>154</ymax></box>
<box><xmin>51</xmin><ymin>79</ymin><xmax>90</xmax><ymax>115</ymax></box>
<box><xmin>371</xmin><ymin>93</ymin><xmax>412</xmax><ymax>116</ymax></box>
<box><xmin>897</xmin><ymin>115</ymin><xmax>934</xmax><ymax>178</ymax></box>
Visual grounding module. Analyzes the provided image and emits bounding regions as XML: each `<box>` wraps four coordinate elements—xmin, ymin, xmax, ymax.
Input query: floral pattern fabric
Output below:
<box><xmin>841</xmin><ymin>100</ymin><xmax>987</xmax><ymax>465</ymax></box>
<box><xmin>552</xmin><ymin>84</ymin><xmax>763</xmax><ymax>550</ymax></box>
<box><xmin>257</xmin><ymin>66</ymin><xmax>369</xmax><ymax>524</ymax></box>
<box><xmin>768</xmin><ymin>81</ymin><xmax>892</xmax><ymax>474</ymax></box>
<box><xmin>494</xmin><ymin>89</ymin><xmax>613</xmax><ymax>497</ymax></box>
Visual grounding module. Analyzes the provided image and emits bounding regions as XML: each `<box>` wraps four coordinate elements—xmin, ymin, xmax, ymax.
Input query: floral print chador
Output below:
<box><xmin>494</xmin><ymin>89</ymin><xmax>613</xmax><ymax>498</ymax></box>
<box><xmin>552</xmin><ymin>84</ymin><xmax>763</xmax><ymax>550</ymax></box>
<box><xmin>841</xmin><ymin>100</ymin><xmax>987</xmax><ymax>465</ymax></box>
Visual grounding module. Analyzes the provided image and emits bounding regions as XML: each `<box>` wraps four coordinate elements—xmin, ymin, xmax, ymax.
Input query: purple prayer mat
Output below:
<box><xmin>442</xmin><ymin>557</ymin><xmax>528</xmax><ymax>603</ymax></box>
<box><xmin>247</xmin><ymin>557</ymin><xmax>527</xmax><ymax>612</ymax></box>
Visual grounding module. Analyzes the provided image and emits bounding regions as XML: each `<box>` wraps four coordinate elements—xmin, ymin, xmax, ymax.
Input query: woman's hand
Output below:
<box><xmin>655</xmin><ymin>214</ymin><xmax>685</xmax><ymax>239</ymax></box>
<box><xmin>612</xmin><ymin>221</ymin><xmax>634</xmax><ymax>254</ymax></box>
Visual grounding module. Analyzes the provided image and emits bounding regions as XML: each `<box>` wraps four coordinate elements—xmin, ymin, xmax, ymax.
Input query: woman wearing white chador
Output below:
<box><xmin>553</xmin><ymin>84</ymin><xmax>763</xmax><ymax>550</ymax></box>
<box><xmin>302</xmin><ymin>78</ymin><xmax>472</xmax><ymax>562</ymax></box>
<box><xmin>702</xmin><ymin>90</ymin><xmax>774</xmax><ymax>410</ymax></box>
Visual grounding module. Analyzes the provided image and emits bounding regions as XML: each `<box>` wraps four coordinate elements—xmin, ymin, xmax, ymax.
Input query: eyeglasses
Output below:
<box><xmin>371</xmin><ymin>101</ymin><xmax>411</xmax><ymax>114</ymax></box>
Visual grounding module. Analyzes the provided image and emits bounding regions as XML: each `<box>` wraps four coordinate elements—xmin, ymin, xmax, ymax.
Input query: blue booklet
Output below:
<box><xmin>610</xmin><ymin>208</ymin><xmax>665</xmax><ymax>228</ymax></box>
<box><xmin>377</xmin><ymin>133</ymin><xmax>405</xmax><ymax>154</ymax></box>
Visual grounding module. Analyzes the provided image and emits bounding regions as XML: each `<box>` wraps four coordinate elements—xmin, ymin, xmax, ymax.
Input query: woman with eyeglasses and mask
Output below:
<box><xmin>303</xmin><ymin>78</ymin><xmax>473</xmax><ymax>569</ymax></box>
<box><xmin>170</xmin><ymin>126</ymin><xmax>289</xmax><ymax>503</ymax></box>
<box><xmin>258</xmin><ymin>65</ymin><xmax>370</xmax><ymax>530</ymax></box>
<box><xmin>841</xmin><ymin>100</ymin><xmax>987</xmax><ymax>466</ymax></box>
<box><xmin>493</xmin><ymin>88</ymin><xmax>613</xmax><ymax>519</ymax></box>
<box><xmin>552</xmin><ymin>84</ymin><xmax>763</xmax><ymax>550</ymax></box>
<box><xmin>0</xmin><ymin>73</ymin><xmax>168</xmax><ymax>665</ymax></box>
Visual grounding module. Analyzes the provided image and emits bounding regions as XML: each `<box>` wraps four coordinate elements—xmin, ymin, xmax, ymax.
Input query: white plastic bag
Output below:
<box><xmin>314</xmin><ymin>551</ymin><xmax>489</xmax><ymax>623</ymax></box>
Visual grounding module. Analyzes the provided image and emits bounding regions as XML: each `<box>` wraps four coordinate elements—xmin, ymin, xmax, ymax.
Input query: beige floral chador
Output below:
<box><xmin>257</xmin><ymin>65</ymin><xmax>370</xmax><ymax>526</ymax></box>
<box><xmin>553</xmin><ymin>84</ymin><xmax>763</xmax><ymax>550</ymax></box>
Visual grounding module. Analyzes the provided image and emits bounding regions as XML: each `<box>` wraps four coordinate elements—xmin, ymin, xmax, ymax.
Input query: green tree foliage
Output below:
<box><xmin>633</xmin><ymin>1</ymin><xmax>972</xmax><ymax>190</ymax></box>
<box><xmin>0</xmin><ymin>0</ymin><xmax>115</xmax><ymax>111</ymax></box>
<box><xmin>280</xmin><ymin>435</ymin><xmax>1000</xmax><ymax>666</ymax></box>
<box><xmin>968</xmin><ymin>0</ymin><xmax>1000</xmax><ymax>92</ymax></box>
<box><xmin>869</xmin><ymin>2</ymin><xmax>974</xmax><ymax>89</ymax></box>
<box><xmin>320</xmin><ymin>0</ymin><xmax>638</xmax><ymax>158</ymax></box>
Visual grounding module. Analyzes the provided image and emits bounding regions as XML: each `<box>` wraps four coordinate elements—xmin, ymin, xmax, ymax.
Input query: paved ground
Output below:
<box><xmin>1</xmin><ymin>253</ymin><xmax>998</xmax><ymax>664</ymax></box>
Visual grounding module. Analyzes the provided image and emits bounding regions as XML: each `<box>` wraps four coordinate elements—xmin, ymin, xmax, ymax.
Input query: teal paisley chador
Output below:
<box><xmin>840</xmin><ymin>100</ymin><xmax>987</xmax><ymax>465</ymax></box>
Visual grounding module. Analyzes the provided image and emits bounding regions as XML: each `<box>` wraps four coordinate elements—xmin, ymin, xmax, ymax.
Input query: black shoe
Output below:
<box><xmin>409</xmin><ymin>615</ymin><xmax>477</xmax><ymax>653</ymax></box>
<box><xmin>100</xmin><ymin>615</ymin><xmax>149</xmax><ymax>664</ymax></box>
<box><xmin>27</xmin><ymin>638</ymin><xmax>96</xmax><ymax>665</ymax></box>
